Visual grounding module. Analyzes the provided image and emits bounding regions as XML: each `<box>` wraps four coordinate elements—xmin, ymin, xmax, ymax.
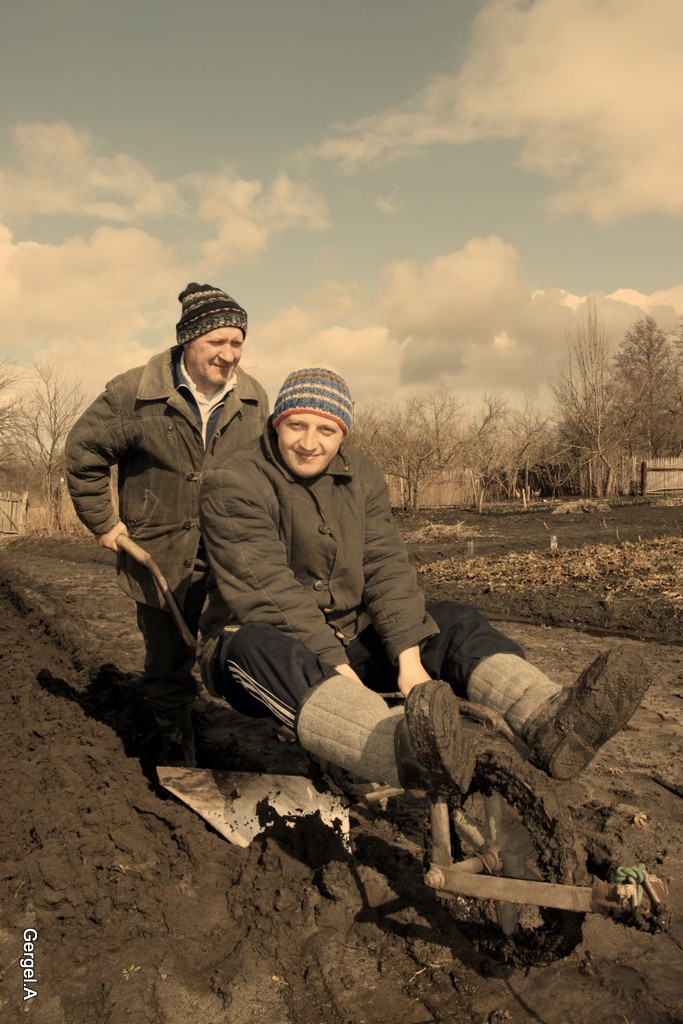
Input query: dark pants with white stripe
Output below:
<box><xmin>211</xmin><ymin>601</ymin><xmax>523</xmax><ymax>728</ymax></box>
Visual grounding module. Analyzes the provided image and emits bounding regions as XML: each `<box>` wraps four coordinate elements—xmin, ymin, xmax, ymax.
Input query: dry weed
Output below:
<box><xmin>403</xmin><ymin>521</ymin><xmax>469</xmax><ymax>543</ymax></box>
<box><xmin>417</xmin><ymin>536</ymin><xmax>683</xmax><ymax>604</ymax></box>
<box><xmin>551</xmin><ymin>499</ymin><xmax>611</xmax><ymax>515</ymax></box>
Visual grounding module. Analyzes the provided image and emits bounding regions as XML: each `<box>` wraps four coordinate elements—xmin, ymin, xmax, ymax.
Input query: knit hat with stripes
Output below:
<box><xmin>273</xmin><ymin>367</ymin><xmax>353</xmax><ymax>435</ymax></box>
<box><xmin>176</xmin><ymin>282</ymin><xmax>248</xmax><ymax>345</ymax></box>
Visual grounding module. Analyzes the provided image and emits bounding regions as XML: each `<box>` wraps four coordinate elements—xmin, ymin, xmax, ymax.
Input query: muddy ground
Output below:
<box><xmin>0</xmin><ymin>499</ymin><xmax>681</xmax><ymax>1024</ymax></box>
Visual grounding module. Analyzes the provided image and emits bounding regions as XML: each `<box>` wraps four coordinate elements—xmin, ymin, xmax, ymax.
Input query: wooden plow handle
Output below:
<box><xmin>116</xmin><ymin>535</ymin><xmax>197</xmax><ymax>650</ymax></box>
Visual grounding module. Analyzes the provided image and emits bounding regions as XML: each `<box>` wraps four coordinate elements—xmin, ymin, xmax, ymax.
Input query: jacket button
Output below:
<box><xmin>318</xmin><ymin>524</ymin><xmax>331</xmax><ymax>534</ymax></box>
<box><xmin>166</xmin><ymin>424</ymin><xmax>174</xmax><ymax>432</ymax></box>
<box><xmin>186</xmin><ymin>472</ymin><xmax>198</xmax><ymax>482</ymax></box>
<box><xmin>313</xmin><ymin>580</ymin><xmax>325</xmax><ymax>591</ymax></box>
<box><xmin>183</xmin><ymin>520</ymin><xmax>193</xmax><ymax>530</ymax></box>
<box><xmin>183</xmin><ymin>558</ymin><xmax>193</xmax><ymax>568</ymax></box>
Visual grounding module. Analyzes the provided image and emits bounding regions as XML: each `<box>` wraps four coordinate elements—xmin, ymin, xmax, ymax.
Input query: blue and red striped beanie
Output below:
<box><xmin>273</xmin><ymin>367</ymin><xmax>353</xmax><ymax>435</ymax></box>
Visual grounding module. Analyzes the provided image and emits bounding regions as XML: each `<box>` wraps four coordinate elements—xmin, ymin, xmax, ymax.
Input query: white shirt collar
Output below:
<box><xmin>179</xmin><ymin>354</ymin><xmax>236</xmax><ymax>407</ymax></box>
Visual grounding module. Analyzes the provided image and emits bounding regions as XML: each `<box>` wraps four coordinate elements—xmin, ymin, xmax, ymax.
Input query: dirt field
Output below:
<box><xmin>0</xmin><ymin>499</ymin><xmax>681</xmax><ymax>1024</ymax></box>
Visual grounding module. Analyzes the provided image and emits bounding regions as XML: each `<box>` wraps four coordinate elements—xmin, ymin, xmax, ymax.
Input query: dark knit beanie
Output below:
<box><xmin>273</xmin><ymin>367</ymin><xmax>353</xmax><ymax>435</ymax></box>
<box><xmin>176</xmin><ymin>282</ymin><xmax>248</xmax><ymax>345</ymax></box>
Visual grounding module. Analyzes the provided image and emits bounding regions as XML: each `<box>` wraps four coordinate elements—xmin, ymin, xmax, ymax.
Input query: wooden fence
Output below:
<box><xmin>0</xmin><ymin>490</ymin><xmax>29</xmax><ymax>534</ymax></box>
<box><xmin>384</xmin><ymin>454</ymin><xmax>683</xmax><ymax>509</ymax></box>
<box><xmin>641</xmin><ymin>458</ymin><xmax>683</xmax><ymax>495</ymax></box>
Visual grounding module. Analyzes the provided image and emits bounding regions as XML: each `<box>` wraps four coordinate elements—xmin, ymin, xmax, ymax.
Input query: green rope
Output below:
<box><xmin>611</xmin><ymin>863</ymin><xmax>647</xmax><ymax>906</ymax></box>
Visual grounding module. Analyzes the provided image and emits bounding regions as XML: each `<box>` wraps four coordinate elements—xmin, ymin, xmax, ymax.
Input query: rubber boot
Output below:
<box><xmin>468</xmin><ymin>651</ymin><xmax>650</xmax><ymax>780</ymax></box>
<box><xmin>295</xmin><ymin>676</ymin><xmax>473</xmax><ymax>794</ymax></box>
<box><xmin>154</xmin><ymin>706</ymin><xmax>197</xmax><ymax>768</ymax></box>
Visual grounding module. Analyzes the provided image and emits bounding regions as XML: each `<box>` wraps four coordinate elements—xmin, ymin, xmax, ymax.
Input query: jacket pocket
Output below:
<box><xmin>121</xmin><ymin>487</ymin><xmax>151</xmax><ymax>527</ymax></box>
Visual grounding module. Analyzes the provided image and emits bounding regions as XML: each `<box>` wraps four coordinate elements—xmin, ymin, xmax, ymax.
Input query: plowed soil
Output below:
<box><xmin>0</xmin><ymin>499</ymin><xmax>681</xmax><ymax>1024</ymax></box>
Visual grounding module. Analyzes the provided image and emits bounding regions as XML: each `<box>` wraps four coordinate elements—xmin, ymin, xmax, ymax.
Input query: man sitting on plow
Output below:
<box><xmin>197</xmin><ymin>367</ymin><xmax>649</xmax><ymax>796</ymax></box>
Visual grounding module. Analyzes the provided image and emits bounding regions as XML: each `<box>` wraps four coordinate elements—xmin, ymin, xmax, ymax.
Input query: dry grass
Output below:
<box><xmin>22</xmin><ymin>499</ymin><xmax>87</xmax><ymax>538</ymax></box>
<box><xmin>551</xmin><ymin>499</ymin><xmax>611</xmax><ymax>515</ymax></box>
<box><xmin>402</xmin><ymin>521</ymin><xmax>470</xmax><ymax>543</ymax></box>
<box><xmin>417</xmin><ymin>536</ymin><xmax>683</xmax><ymax>603</ymax></box>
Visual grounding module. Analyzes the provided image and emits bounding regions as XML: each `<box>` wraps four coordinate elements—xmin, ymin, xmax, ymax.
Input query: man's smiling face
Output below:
<box><xmin>276</xmin><ymin>412</ymin><xmax>345</xmax><ymax>478</ymax></box>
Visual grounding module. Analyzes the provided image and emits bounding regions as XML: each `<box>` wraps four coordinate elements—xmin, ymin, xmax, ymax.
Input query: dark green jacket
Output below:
<box><xmin>65</xmin><ymin>348</ymin><xmax>269</xmax><ymax>607</ymax></box>
<box><xmin>198</xmin><ymin>423</ymin><xmax>437</xmax><ymax>674</ymax></box>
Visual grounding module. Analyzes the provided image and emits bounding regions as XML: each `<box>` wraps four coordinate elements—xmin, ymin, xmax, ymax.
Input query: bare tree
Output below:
<box><xmin>612</xmin><ymin>316</ymin><xmax>681</xmax><ymax>456</ymax></box>
<box><xmin>465</xmin><ymin>393</ymin><xmax>509</xmax><ymax>510</ymax></box>
<box><xmin>0</xmin><ymin>360</ymin><xmax>22</xmax><ymax>470</ymax></box>
<box><xmin>549</xmin><ymin>298</ymin><xmax>622</xmax><ymax>496</ymax></box>
<box><xmin>12</xmin><ymin>357</ymin><xmax>85</xmax><ymax>529</ymax></box>
<box><xmin>353</xmin><ymin>388</ymin><xmax>464</xmax><ymax>510</ymax></box>
<box><xmin>350</xmin><ymin>402</ymin><xmax>390</xmax><ymax>461</ymax></box>
<box><xmin>667</xmin><ymin>318</ymin><xmax>683</xmax><ymax>453</ymax></box>
<box><xmin>503</xmin><ymin>396</ymin><xmax>551</xmax><ymax>505</ymax></box>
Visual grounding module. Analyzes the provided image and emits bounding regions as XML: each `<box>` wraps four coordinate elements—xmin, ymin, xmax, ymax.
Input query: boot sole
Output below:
<box><xmin>405</xmin><ymin>680</ymin><xmax>474</xmax><ymax>793</ymax></box>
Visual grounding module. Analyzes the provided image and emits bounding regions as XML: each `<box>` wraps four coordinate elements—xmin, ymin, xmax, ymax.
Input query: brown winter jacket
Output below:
<box><xmin>65</xmin><ymin>348</ymin><xmax>269</xmax><ymax>608</ymax></box>
<box><xmin>198</xmin><ymin>423</ymin><xmax>437</xmax><ymax>677</ymax></box>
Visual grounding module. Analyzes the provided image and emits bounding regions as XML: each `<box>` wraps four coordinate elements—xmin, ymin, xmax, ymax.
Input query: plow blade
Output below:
<box><xmin>157</xmin><ymin>766</ymin><xmax>349</xmax><ymax>848</ymax></box>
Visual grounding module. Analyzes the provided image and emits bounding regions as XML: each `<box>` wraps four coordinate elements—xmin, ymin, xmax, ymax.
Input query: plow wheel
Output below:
<box><xmin>440</xmin><ymin>743</ymin><xmax>587</xmax><ymax>966</ymax></box>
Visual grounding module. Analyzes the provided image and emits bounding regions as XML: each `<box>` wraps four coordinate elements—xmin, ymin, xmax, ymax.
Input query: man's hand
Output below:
<box><xmin>96</xmin><ymin>521</ymin><xmax>129</xmax><ymax>553</ymax></box>
<box><xmin>396</xmin><ymin>645</ymin><xmax>431</xmax><ymax>697</ymax></box>
<box><xmin>334</xmin><ymin>663</ymin><xmax>364</xmax><ymax>686</ymax></box>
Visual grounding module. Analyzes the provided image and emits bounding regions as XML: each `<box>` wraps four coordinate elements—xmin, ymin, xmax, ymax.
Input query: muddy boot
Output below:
<box><xmin>395</xmin><ymin>679</ymin><xmax>474</xmax><ymax>793</ymax></box>
<box><xmin>154</xmin><ymin>706</ymin><xmax>197</xmax><ymax>768</ymax></box>
<box><xmin>296</xmin><ymin>676</ymin><xmax>473</xmax><ymax>794</ymax></box>
<box><xmin>468</xmin><ymin>650</ymin><xmax>650</xmax><ymax>780</ymax></box>
<box><xmin>524</xmin><ymin>651</ymin><xmax>650</xmax><ymax>780</ymax></box>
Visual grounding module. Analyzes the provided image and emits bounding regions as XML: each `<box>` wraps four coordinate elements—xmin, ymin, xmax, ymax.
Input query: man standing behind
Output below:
<box><xmin>65</xmin><ymin>283</ymin><xmax>269</xmax><ymax>766</ymax></box>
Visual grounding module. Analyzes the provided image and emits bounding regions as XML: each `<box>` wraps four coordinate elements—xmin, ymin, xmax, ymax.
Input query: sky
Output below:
<box><xmin>1</xmin><ymin>0</ymin><xmax>682</xmax><ymax>413</ymax></box>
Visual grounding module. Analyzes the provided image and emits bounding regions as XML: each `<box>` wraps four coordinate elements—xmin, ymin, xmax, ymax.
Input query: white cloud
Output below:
<box><xmin>377</xmin><ymin>237</ymin><xmax>526</xmax><ymax>341</ymax></box>
<box><xmin>0</xmin><ymin>223</ymin><xmax>180</xmax><ymax>396</ymax></box>
<box><xmin>375</xmin><ymin>186</ymin><xmax>404</xmax><ymax>216</ymax></box>
<box><xmin>373</xmin><ymin>236</ymin><xmax>682</xmax><ymax>401</ymax></box>
<box><xmin>0</xmin><ymin>120</ymin><xmax>330</xmax><ymax>398</ymax></box>
<box><xmin>186</xmin><ymin>168</ymin><xmax>329</xmax><ymax>265</ymax></box>
<box><xmin>454</xmin><ymin>0</ymin><xmax>683</xmax><ymax>223</ymax></box>
<box><xmin>248</xmin><ymin>281</ymin><xmax>397</xmax><ymax>401</ymax></box>
<box><xmin>0</xmin><ymin>122</ymin><xmax>183</xmax><ymax>222</ymax></box>
<box><xmin>247</xmin><ymin>236</ymin><xmax>682</xmax><ymax>408</ymax></box>
<box><xmin>1</xmin><ymin>219</ymin><xmax>679</xmax><ymax>410</ymax></box>
<box><xmin>313</xmin><ymin>0</ymin><xmax>683</xmax><ymax>223</ymax></box>
<box><xmin>262</xmin><ymin>172</ymin><xmax>329</xmax><ymax>233</ymax></box>
<box><xmin>0</xmin><ymin>122</ymin><xmax>329</xmax><ymax>270</ymax></box>
<box><xmin>29</xmin><ymin>335</ymin><xmax>162</xmax><ymax>403</ymax></box>
<box><xmin>312</xmin><ymin>74</ymin><xmax>458</xmax><ymax>171</ymax></box>
<box><xmin>608</xmin><ymin>285</ymin><xmax>683</xmax><ymax>320</ymax></box>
